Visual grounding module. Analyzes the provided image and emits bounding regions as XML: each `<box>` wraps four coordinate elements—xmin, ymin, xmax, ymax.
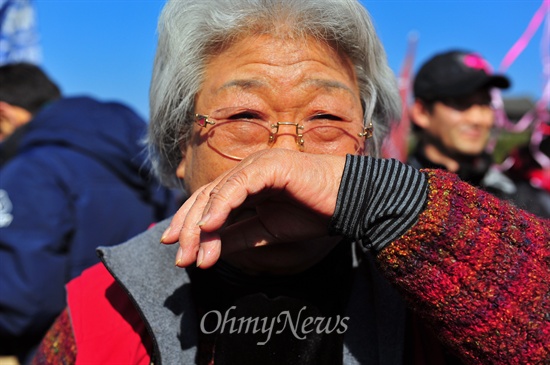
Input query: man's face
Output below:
<box><xmin>0</xmin><ymin>117</ymin><xmax>17</xmax><ymax>141</ymax></box>
<box><xmin>420</xmin><ymin>89</ymin><xmax>495</xmax><ymax>156</ymax></box>
<box><xmin>0</xmin><ymin>103</ymin><xmax>32</xmax><ymax>142</ymax></box>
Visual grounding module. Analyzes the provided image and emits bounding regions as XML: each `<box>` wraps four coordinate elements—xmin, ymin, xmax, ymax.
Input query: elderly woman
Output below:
<box><xmin>33</xmin><ymin>0</ymin><xmax>549</xmax><ymax>364</ymax></box>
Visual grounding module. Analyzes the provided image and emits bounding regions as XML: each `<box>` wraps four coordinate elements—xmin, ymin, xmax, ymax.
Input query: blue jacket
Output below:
<box><xmin>0</xmin><ymin>97</ymin><xmax>178</xmax><ymax>361</ymax></box>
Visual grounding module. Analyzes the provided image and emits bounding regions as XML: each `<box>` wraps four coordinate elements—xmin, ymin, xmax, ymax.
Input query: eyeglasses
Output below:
<box><xmin>195</xmin><ymin>110</ymin><xmax>373</xmax><ymax>161</ymax></box>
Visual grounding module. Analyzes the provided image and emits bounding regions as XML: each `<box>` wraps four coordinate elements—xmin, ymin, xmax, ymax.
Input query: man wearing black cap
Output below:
<box><xmin>406</xmin><ymin>50</ymin><xmax>548</xmax><ymax>365</ymax></box>
<box><xmin>409</xmin><ymin>49</ymin><xmax>519</xmax><ymax>202</ymax></box>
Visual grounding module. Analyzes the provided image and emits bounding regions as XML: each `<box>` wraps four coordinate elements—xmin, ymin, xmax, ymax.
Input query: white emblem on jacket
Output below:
<box><xmin>0</xmin><ymin>190</ymin><xmax>14</xmax><ymax>227</ymax></box>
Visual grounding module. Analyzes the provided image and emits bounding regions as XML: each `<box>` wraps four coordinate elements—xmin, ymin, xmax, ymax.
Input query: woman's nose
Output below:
<box><xmin>270</xmin><ymin>122</ymin><xmax>304</xmax><ymax>151</ymax></box>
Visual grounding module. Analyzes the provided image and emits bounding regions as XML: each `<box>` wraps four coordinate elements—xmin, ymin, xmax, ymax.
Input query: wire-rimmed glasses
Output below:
<box><xmin>195</xmin><ymin>109</ymin><xmax>373</xmax><ymax>161</ymax></box>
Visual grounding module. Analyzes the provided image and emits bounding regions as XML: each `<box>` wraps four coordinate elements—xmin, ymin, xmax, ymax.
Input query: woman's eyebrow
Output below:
<box><xmin>219</xmin><ymin>78</ymin><xmax>356</xmax><ymax>97</ymax></box>
<box><xmin>304</xmin><ymin>79</ymin><xmax>355</xmax><ymax>94</ymax></box>
<box><xmin>219</xmin><ymin>79</ymin><xmax>264</xmax><ymax>91</ymax></box>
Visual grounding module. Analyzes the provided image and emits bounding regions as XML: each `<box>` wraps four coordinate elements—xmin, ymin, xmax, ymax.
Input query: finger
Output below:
<box><xmin>195</xmin><ymin>231</ymin><xmax>222</xmax><ymax>268</ymax></box>
<box><xmin>175</xmin><ymin>186</ymin><xmax>216</xmax><ymax>267</ymax></box>
<box><xmin>198</xmin><ymin>162</ymin><xmax>273</xmax><ymax>232</ymax></box>
<box><xmin>160</xmin><ymin>187</ymin><xmax>205</xmax><ymax>244</ymax></box>
<box><xmin>197</xmin><ymin>159</ymin><xmax>259</xmax><ymax>227</ymax></box>
<box><xmin>170</xmin><ymin>160</ymin><xmax>255</xmax><ymax>265</ymax></box>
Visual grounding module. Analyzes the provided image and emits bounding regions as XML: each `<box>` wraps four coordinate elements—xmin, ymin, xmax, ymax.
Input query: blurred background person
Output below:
<box><xmin>408</xmin><ymin>49</ymin><xmax>548</xmax><ymax>215</ymax></box>
<box><xmin>0</xmin><ymin>62</ymin><xmax>178</xmax><ymax>364</ymax></box>
<box><xmin>503</xmin><ymin>130</ymin><xmax>550</xmax><ymax>217</ymax></box>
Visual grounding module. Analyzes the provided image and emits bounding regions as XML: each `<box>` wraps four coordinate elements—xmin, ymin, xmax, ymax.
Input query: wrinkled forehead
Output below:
<box><xmin>200</xmin><ymin>33</ymin><xmax>359</xmax><ymax>95</ymax></box>
<box><xmin>195</xmin><ymin>34</ymin><xmax>362</xmax><ymax>116</ymax></box>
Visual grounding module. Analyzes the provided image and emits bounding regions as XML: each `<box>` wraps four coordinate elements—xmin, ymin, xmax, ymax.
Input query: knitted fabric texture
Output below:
<box><xmin>377</xmin><ymin>169</ymin><xmax>550</xmax><ymax>364</ymax></box>
<box><xmin>31</xmin><ymin>308</ymin><xmax>76</xmax><ymax>365</ymax></box>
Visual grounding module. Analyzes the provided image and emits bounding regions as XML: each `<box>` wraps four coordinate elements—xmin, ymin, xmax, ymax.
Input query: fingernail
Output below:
<box><xmin>196</xmin><ymin>247</ymin><xmax>204</xmax><ymax>267</ymax></box>
<box><xmin>160</xmin><ymin>226</ymin><xmax>171</xmax><ymax>243</ymax></box>
<box><xmin>175</xmin><ymin>247</ymin><xmax>183</xmax><ymax>267</ymax></box>
<box><xmin>197</xmin><ymin>214</ymin><xmax>210</xmax><ymax>227</ymax></box>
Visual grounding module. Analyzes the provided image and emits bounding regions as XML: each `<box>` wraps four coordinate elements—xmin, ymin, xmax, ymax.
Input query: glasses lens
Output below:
<box><xmin>207</xmin><ymin>120</ymin><xmax>271</xmax><ymax>160</ymax></box>
<box><xmin>303</xmin><ymin>124</ymin><xmax>363</xmax><ymax>155</ymax></box>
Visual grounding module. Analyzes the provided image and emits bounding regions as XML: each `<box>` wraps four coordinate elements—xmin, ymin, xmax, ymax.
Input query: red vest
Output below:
<box><xmin>67</xmin><ymin>263</ymin><xmax>152</xmax><ymax>364</ymax></box>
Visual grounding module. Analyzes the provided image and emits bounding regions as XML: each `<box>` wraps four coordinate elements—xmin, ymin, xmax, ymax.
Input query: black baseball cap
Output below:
<box><xmin>413</xmin><ymin>50</ymin><xmax>511</xmax><ymax>101</ymax></box>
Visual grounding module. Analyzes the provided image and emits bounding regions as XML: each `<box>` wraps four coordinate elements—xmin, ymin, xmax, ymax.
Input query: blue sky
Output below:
<box><xmin>34</xmin><ymin>0</ymin><xmax>547</xmax><ymax>120</ymax></box>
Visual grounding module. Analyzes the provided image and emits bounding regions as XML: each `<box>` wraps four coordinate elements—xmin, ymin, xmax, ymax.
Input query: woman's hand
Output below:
<box><xmin>160</xmin><ymin>149</ymin><xmax>347</xmax><ymax>269</ymax></box>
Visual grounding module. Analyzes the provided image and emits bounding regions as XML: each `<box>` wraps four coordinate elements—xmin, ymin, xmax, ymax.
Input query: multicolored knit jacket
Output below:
<box><xmin>334</xmin><ymin>156</ymin><xmax>550</xmax><ymax>364</ymax></box>
<box><xmin>385</xmin><ymin>176</ymin><xmax>549</xmax><ymax>363</ymax></box>
<box><xmin>33</xmin><ymin>156</ymin><xmax>550</xmax><ymax>365</ymax></box>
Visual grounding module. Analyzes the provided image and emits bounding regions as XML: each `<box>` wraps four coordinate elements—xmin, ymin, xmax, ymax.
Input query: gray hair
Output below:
<box><xmin>148</xmin><ymin>0</ymin><xmax>401</xmax><ymax>188</ymax></box>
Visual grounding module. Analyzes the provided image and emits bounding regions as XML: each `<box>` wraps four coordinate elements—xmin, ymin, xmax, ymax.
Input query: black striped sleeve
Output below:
<box><xmin>329</xmin><ymin>155</ymin><xmax>428</xmax><ymax>251</ymax></box>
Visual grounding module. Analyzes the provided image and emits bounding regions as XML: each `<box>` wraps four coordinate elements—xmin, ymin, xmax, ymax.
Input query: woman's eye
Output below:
<box><xmin>228</xmin><ymin>112</ymin><xmax>260</xmax><ymax>120</ymax></box>
<box><xmin>311</xmin><ymin>114</ymin><xmax>343</xmax><ymax>121</ymax></box>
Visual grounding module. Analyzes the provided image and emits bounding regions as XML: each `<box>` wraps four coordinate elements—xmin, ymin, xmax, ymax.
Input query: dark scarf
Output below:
<box><xmin>190</xmin><ymin>242</ymin><xmax>354</xmax><ymax>365</ymax></box>
<box><xmin>408</xmin><ymin>140</ymin><xmax>492</xmax><ymax>187</ymax></box>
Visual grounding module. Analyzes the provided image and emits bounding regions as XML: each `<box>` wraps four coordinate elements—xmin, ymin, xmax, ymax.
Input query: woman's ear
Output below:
<box><xmin>175</xmin><ymin>137</ymin><xmax>191</xmax><ymax>180</ymax></box>
<box><xmin>409</xmin><ymin>99</ymin><xmax>431</xmax><ymax>130</ymax></box>
<box><xmin>176</xmin><ymin>164</ymin><xmax>186</xmax><ymax>180</ymax></box>
<box><xmin>176</xmin><ymin>156</ymin><xmax>186</xmax><ymax>180</ymax></box>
